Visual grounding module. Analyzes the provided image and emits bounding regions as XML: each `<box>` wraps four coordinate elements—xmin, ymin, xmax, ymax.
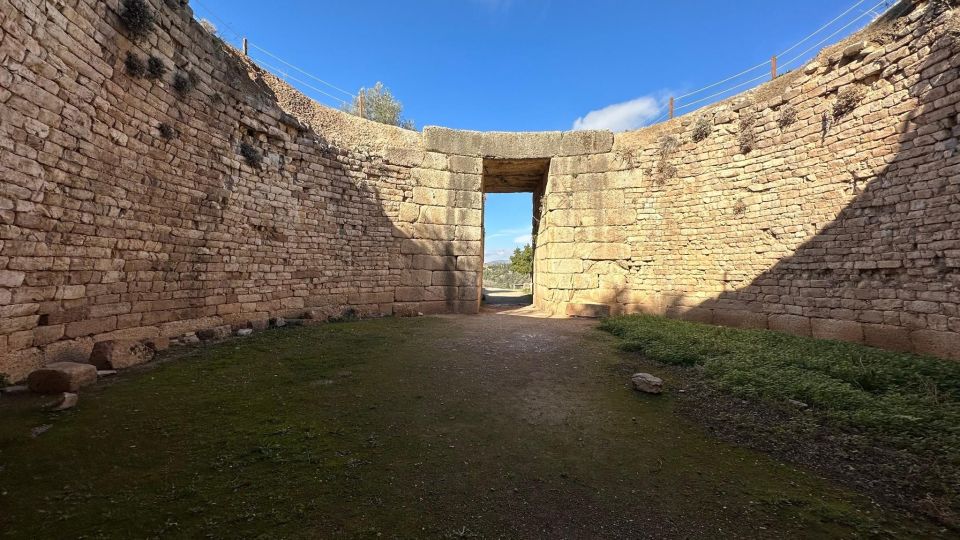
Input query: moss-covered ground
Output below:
<box><xmin>0</xmin><ymin>315</ymin><xmax>951</xmax><ymax>538</ymax></box>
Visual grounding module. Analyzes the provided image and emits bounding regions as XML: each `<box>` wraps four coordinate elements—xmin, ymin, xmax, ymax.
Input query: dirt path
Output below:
<box><xmin>0</xmin><ymin>313</ymin><xmax>945</xmax><ymax>538</ymax></box>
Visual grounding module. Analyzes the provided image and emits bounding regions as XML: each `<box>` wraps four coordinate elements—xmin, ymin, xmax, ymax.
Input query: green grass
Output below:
<box><xmin>599</xmin><ymin>314</ymin><xmax>960</xmax><ymax>462</ymax></box>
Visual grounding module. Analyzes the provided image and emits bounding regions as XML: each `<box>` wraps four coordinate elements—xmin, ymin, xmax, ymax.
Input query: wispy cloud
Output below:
<box><xmin>485</xmin><ymin>248</ymin><xmax>513</xmax><ymax>262</ymax></box>
<box><xmin>487</xmin><ymin>226</ymin><xmax>530</xmax><ymax>239</ymax></box>
<box><xmin>572</xmin><ymin>94</ymin><xmax>667</xmax><ymax>132</ymax></box>
<box><xmin>513</xmin><ymin>234</ymin><xmax>532</xmax><ymax>245</ymax></box>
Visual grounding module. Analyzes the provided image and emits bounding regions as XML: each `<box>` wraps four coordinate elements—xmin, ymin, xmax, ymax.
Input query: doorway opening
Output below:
<box><xmin>480</xmin><ymin>158</ymin><xmax>550</xmax><ymax>309</ymax></box>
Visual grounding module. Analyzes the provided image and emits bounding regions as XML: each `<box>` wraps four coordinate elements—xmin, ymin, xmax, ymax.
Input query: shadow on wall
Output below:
<box><xmin>667</xmin><ymin>4</ymin><xmax>960</xmax><ymax>359</ymax></box>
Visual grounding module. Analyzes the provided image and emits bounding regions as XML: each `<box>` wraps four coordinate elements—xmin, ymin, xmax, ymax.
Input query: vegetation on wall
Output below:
<box><xmin>833</xmin><ymin>86</ymin><xmax>866</xmax><ymax>120</ymax></box>
<box><xmin>119</xmin><ymin>0</ymin><xmax>155</xmax><ymax>41</ymax></box>
<box><xmin>146</xmin><ymin>56</ymin><xmax>167</xmax><ymax>79</ymax></box>
<box><xmin>124</xmin><ymin>51</ymin><xmax>147</xmax><ymax>77</ymax></box>
<box><xmin>158</xmin><ymin>122</ymin><xmax>177</xmax><ymax>140</ymax></box>
<box><xmin>692</xmin><ymin>115</ymin><xmax>712</xmax><ymax>142</ymax></box>
<box><xmin>738</xmin><ymin>110</ymin><xmax>757</xmax><ymax>153</ymax></box>
<box><xmin>778</xmin><ymin>105</ymin><xmax>798</xmax><ymax>128</ymax></box>
<box><xmin>239</xmin><ymin>142</ymin><xmax>262</xmax><ymax>168</ymax></box>
<box><xmin>172</xmin><ymin>71</ymin><xmax>195</xmax><ymax>96</ymax></box>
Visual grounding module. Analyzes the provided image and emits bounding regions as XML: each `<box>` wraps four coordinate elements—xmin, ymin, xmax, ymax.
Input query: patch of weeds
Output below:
<box><xmin>124</xmin><ymin>51</ymin><xmax>146</xmax><ymax>77</ymax></box>
<box><xmin>172</xmin><ymin>72</ymin><xmax>194</xmax><ymax>97</ymax></box>
<box><xmin>778</xmin><ymin>105</ymin><xmax>797</xmax><ymax>128</ymax></box>
<box><xmin>732</xmin><ymin>199</ymin><xmax>747</xmax><ymax>215</ymax></box>
<box><xmin>738</xmin><ymin>111</ymin><xmax>757</xmax><ymax>153</ymax></box>
<box><xmin>158</xmin><ymin>123</ymin><xmax>177</xmax><ymax>140</ymax></box>
<box><xmin>692</xmin><ymin>115</ymin><xmax>712</xmax><ymax>142</ymax></box>
<box><xmin>146</xmin><ymin>56</ymin><xmax>167</xmax><ymax>80</ymax></box>
<box><xmin>0</xmin><ymin>373</ymin><xmax>8</xmax><ymax>387</ymax></box>
<box><xmin>239</xmin><ymin>142</ymin><xmax>262</xmax><ymax>168</ymax></box>
<box><xmin>119</xmin><ymin>0</ymin><xmax>155</xmax><ymax>41</ymax></box>
<box><xmin>654</xmin><ymin>135</ymin><xmax>679</xmax><ymax>182</ymax></box>
<box><xmin>599</xmin><ymin>314</ymin><xmax>960</xmax><ymax>469</ymax></box>
<box><xmin>833</xmin><ymin>86</ymin><xmax>866</xmax><ymax>120</ymax></box>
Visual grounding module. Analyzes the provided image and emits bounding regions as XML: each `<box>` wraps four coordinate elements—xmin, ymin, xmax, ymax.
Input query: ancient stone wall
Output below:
<box><xmin>0</xmin><ymin>0</ymin><xmax>483</xmax><ymax>381</ymax></box>
<box><xmin>535</xmin><ymin>0</ymin><xmax>960</xmax><ymax>359</ymax></box>
<box><xmin>2</xmin><ymin>0</ymin><xmax>958</xmax><ymax>381</ymax></box>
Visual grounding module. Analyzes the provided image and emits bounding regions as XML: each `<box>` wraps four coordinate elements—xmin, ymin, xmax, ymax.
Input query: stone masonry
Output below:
<box><xmin>1</xmin><ymin>0</ymin><xmax>958</xmax><ymax>381</ymax></box>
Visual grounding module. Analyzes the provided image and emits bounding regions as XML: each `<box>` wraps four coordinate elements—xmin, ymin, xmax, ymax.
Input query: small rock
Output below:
<box><xmin>97</xmin><ymin>370</ymin><xmax>118</xmax><ymax>377</ymax></box>
<box><xmin>236</xmin><ymin>328</ymin><xmax>253</xmax><ymax>337</ymax></box>
<box><xmin>50</xmin><ymin>392</ymin><xmax>78</xmax><ymax>411</ymax></box>
<box><xmin>787</xmin><ymin>399</ymin><xmax>809</xmax><ymax>409</ymax></box>
<box><xmin>1</xmin><ymin>385</ymin><xmax>29</xmax><ymax>395</ymax></box>
<box><xmin>90</xmin><ymin>340</ymin><xmax>154</xmax><ymax>370</ymax></box>
<box><xmin>196</xmin><ymin>325</ymin><xmax>231</xmax><ymax>341</ymax></box>
<box><xmin>179</xmin><ymin>333</ymin><xmax>200</xmax><ymax>345</ymax></box>
<box><xmin>803</xmin><ymin>61</ymin><xmax>821</xmax><ymax>75</ymax></box>
<box><xmin>31</xmin><ymin>424</ymin><xmax>52</xmax><ymax>438</ymax></box>
<box><xmin>27</xmin><ymin>362</ymin><xmax>97</xmax><ymax>394</ymax></box>
<box><xmin>631</xmin><ymin>373</ymin><xmax>663</xmax><ymax>394</ymax></box>
<box><xmin>271</xmin><ymin>317</ymin><xmax>287</xmax><ymax>328</ymax></box>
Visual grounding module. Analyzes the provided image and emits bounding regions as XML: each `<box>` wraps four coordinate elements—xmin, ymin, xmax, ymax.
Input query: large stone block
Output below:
<box><xmin>27</xmin><ymin>362</ymin><xmax>97</xmax><ymax>394</ymax></box>
<box><xmin>863</xmin><ymin>324</ymin><xmax>912</xmax><ymax>352</ymax></box>
<box><xmin>768</xmin><ymin>314</ymin><xmax>812</xmax><ymax>337</ymax></box>
<box><xmin>565</xmin><ymin>303</ymin><xmax>611</xmax><ymax>318</ymax></box>
<box><xmin>714</xmin><ymin>309</ymin><xmax>768</xmax><ymax>330</ymax></box>
<box><xmin>910</xmin><ymin>330</ymin><xmax>960</xmax><ymax>360</ymax></box>
<box><xmin>89</xmin><ymin>340</ymin><xmax>155</xmax><ymax>369</ymax></box>
<box><xmin>811</xmin><ymin>319</ymin><xmax>865</xmax><ymax>344</ymax></box>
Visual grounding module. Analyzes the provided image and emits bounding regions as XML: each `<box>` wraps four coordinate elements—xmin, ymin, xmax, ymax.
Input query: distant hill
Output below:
<box><xmin>483</xmin><ymin>262</ymin><xmax>531</xmax><ymax>289</ymax></box>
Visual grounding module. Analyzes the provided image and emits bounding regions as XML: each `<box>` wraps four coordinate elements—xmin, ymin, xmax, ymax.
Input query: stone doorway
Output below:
<box><xmin>480</xmin><ymin>158</ymin><xmax>550</xmax><ymax>308</ymax></box>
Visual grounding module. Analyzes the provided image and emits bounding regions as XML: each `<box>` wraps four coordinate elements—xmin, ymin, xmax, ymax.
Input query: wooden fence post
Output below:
<box><xmin>771</xmin><ymin>55</ymin><xmax>777</xmax><ymax>80</ymax></box>
<box><xmin>358</xmin><ymin>91</ymin><xmax>365</xmax><ymax>119</ymax></box>
<box><xmin>669</xmin><ymin>96</ymin><xmax>675</xmax><ymax>119</ymax></box>
<box><xmin>242</xmin><ymin>37</ymin><xmax>248</xmax><ymax>56</ymax></box>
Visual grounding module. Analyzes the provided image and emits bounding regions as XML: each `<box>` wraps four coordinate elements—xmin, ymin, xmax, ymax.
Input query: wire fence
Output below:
<box><xmin>649</xmin><ymin>0</ymin><xmax>897</xmax><ymax>125</ymax></box>
<box><xmin>190</xmin><ymin>0</ymin><xmax>899</xmax><ymax>128</ymax></box>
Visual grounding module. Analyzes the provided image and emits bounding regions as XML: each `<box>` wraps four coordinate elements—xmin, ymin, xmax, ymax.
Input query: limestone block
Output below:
<box><xmin>27</xmin><ymin>362</ymin><xmax>97</xmax><ymax>394</ymax></box>
<box><xmin>768</xmin><ymin>314</ymin><xmax>812</xmax><ymax>337</ymax></box>
<box><xmin>811</xmin><ymin>318</ymin><xmax>865</xmax><ymax>344</ymax></box>
<box><xmin>89</xmin><ymin>340</ymin><xmax>155</xmax><ymax>370</ymax></box>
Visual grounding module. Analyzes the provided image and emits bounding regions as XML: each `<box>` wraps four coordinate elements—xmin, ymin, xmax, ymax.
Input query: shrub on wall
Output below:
<box><xmin>833</xmin><ymin>86</ymin><xmax>866</xmax><ymax>120</ymax></box>
<box><xmin>655</xmin><ymin>135</ymin><xmax>679</xmax><ymax>182</ymax></box>
<box><xmin>778</xmin><ymin>105</ymin><xmax>798</xmax><ymax>128</ymax></box>
<box><xmin>124</xmin><ymin>52</ymin><xmax>146</xmax><ymax>77</ymax></box>
<box><xmin>119</xmin><ymin>0</ymin><xmax>155</xmax><ymax>41</ymax></box>
<box><xmin>172</xmin><ymin>72</ymin><xmax>194</xmax><ymax>96</ymax></box>
<box><xmin>692</xmin><ymin>115</ymin><xmax>712</xmax><ymax>142</ymax></box>
<box><xmin>146</xmin><ymin>56</ymin><xmax>167</xmax><ymax>79</ymax></box>
<box><xmin>738</xmin><ymin>112</ymin><xmax>757</xmax><ymax>153</ymax></box>
<box><xmin>158</xmin><ymin>123</ymin><xmax>177</xmax><ymax>140</ymax></box>
<box><xmin>240</xmin><ymin>142</ymin><xmax>262</xmax><ymax>168</ymax></box>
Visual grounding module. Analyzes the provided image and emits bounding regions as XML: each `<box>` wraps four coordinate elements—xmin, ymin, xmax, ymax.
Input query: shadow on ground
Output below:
<box><xmin>0</xmin><ymin>315</ymin><xmax>948</xmax><ymax>538</ymax></box>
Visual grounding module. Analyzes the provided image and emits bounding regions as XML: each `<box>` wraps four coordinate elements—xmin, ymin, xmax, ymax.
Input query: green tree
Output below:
<box><xmin>343</xmin><ymin>82</ymin><xmax>415</xmax><ymax>129</ymax></box>
<box><xmin>509</xmin><ymin>244</ymin><xmax>534</xmax><ymax>277</ymax></box>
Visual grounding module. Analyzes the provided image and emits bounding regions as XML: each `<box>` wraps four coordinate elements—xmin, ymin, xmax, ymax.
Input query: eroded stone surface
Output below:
<box><xmin>27</xmin><ymin>362</ymin><xmax>97</xmax><ymax>394</ymax></box>
<box><xmin>89</xmin><ymin>341</ymin><xmax>155</xmax><ymax>370</ymax></box>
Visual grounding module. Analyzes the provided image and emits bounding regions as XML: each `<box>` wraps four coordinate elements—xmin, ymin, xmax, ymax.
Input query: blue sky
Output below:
<box><xmin>190</xmin><ymin>0</ymin><xmax>894</xmax><ymax>260</ymax></box>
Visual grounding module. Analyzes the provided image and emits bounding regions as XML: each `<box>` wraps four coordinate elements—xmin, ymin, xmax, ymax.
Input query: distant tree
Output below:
<box><xmin>509</xmin><ymin>244</ymin><xmax>534</xmax><ymax>277</ymax></box>
<box><xmin>343</xmin><ymin>82</ymin><xmax>415</xmax><ymax>129</ymax></box>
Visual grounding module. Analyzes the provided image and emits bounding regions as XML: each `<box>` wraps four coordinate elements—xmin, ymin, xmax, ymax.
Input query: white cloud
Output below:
<box><xmin>572</xmin><ymin>95</ymin><xmax>665</xmax><ymax>132</ymax></box>
<box><xmin>513</xmin><ymin>234</ymin><xmax>532</xmax><ymax>245</ymax></box>
<box><xmin>485</xmin><ymin>248</ymin><xmax>513</xmax><ymax>262</ymax></box>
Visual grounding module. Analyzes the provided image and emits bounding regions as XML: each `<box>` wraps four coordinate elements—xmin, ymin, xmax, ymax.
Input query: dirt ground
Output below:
<box><xmin>0</xmin><ymin>313</ymin><xmax>948</xmax><ymax>538</ymax></box>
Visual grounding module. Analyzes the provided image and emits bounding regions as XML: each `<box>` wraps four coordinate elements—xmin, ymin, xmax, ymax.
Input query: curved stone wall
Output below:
<box><xmin>535</xmin><ymin>0</ymin><xmax>960</xmax><ymax>359</ymax></box>
<box><xmin>1</xmin><ymin>0</ymin><xmax>958</xmax><ymax>380</ymax></box>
